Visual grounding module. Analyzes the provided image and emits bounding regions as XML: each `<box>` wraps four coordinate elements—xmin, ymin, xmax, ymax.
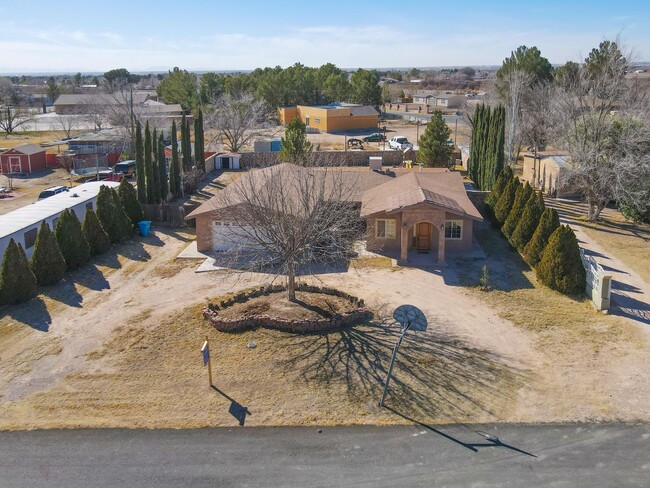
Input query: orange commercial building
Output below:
<box><xmin>278</xmin><ymin>104</ymin><xmax>379</xmax><ymax>133</ymax></box>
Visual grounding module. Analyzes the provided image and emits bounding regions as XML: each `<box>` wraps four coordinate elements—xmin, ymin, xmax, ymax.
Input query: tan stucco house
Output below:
<box><xmin>186</xmin><ymin>164</ymin><xmax>482</xmax><ymax>265</ymax></box>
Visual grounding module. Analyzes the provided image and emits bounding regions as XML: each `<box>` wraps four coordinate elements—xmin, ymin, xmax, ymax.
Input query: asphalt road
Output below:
<box><xmin>0</xmin><ymin>424</ymin><xmax>648</xmax><ymax>487</ymax></box>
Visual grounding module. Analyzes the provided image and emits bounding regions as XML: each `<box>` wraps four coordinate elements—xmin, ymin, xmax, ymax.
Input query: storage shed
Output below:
<box><xmin>0</xmin><ymin>144</ymin><xmax>47</xmax><ymax>174</ymax></box>
<box><xmin>0</xmin><ymin>181</ymin><xmax>120</xmax><ymax>259</ymax></box>
<box><xmin>215</xmin><ymin>152</ymin><xmax>241</xmax><ymax>170</ymax></box>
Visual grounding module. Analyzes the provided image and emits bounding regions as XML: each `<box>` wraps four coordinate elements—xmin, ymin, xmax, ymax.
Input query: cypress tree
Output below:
<box><xmin>194</xmin><ymin>108</ymin><xmax>205</xmax><ymax>172</ymax></box>
<box><xmin>55</xmin><ymin>209</ymin><xmax>91</xmax><ymax>270</ymax></box>
<box><xmin>494</xmin><ymin>106</ymin><xmax>505</xmax><ymax>184</ymax></box>
<box><xmin>170</xmin><ymin>120</ymin><xmax>182</xmax><ymax>199</ymax></box>
<box><xmin>494</xmin><ymin>176</ymin><xmax>520</xmax><ymax>226</ymax></box>
<box><xmin>29</xmin><ymin>221</ymin><xmax>66</xmax><ymax>286</ymax></box>
<box><xmin>181</xmin><ymin>114</ymin><xmax>192</xmax><ymax>172</ymax></box>
<box><xmin>486</xmin><ymin>165</ymin><xmax>513</xmax><ymax>209</ymax></box>
<box><xmin>0</xmin><ymin>239</ymin><xmax>37</xmax><ymax>305</ymax></box>
<box><xmin>135</xmin><ymin>121</ymin><xmax>146</xmax><ymax>204</ymax></box>
<box><xmin>536</xmin><ymin>225</ymin><xmax>586</xmax><ymax>295</ymax></box>
<box><xmin>523</xmin><ymin>208</ymin><xmax>560</xmax><ymax>267</ymax></box>
<box><xmin>118</xmin><ymin>177</ymin><xmax>143</xmax><ymax>225</ymax></box>
<box><xmin>110</xmin><ymin>188</ymin><xmax>134</xmax><ymax>240</ymax></box>
<box><xmin>502</xmin><ymin>182</ymin><xmax>534</xmax><ymax>238</ymax></box>
<box><xmin>82</xmin><ymin>208</ymin><xmax>111</xmax><ymax>255</ymax></box>
<box><xmin>96</xmin><ymin>185</ymin><xmax>121</xmax><ymax>243</ymax></box>
<box><xmin>481</xmin><ymin>105</ymin><xmax>495</xmax><ymax>190</ymax></box>
<box><xmin>509</xmin><ymin>192</ymin><xmax>545</xmax><ymax>251</ymax></box>
<box><xmin>144</xmin><ymin>122</ymin><xmax>155</xmax><ymax>204</ymax></box>
<box><xmin>158</xmin><ymin>132</ymin><xmax>169</xmax><ymax>202</ymax></box>
<box><xmin>151</xmin><ymin>129</ymin><xmax>161</xmax><ymax>204</ymax></box>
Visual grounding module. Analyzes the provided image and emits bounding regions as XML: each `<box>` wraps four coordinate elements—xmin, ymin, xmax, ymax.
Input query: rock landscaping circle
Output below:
<box><xmin>202</xmin><ymin>284</ymin><xmax>372</xmax><ymax>333</ymax></box>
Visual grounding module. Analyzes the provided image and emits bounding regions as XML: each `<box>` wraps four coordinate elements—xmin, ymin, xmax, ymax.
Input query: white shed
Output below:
<box><xmin>215</xmin><ymin>152</ymin><xmax>241</xmax><ymax>170</ymax></box>
<box><xmin>0</xmin><ymin>181</ymin><xmax>120</xmax><ymax>259</ymax></box>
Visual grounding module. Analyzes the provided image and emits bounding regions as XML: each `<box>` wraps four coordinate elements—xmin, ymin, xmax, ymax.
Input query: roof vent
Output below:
<box><xmin>71</xmin><ymin>193</ymin><xmax>79</xmax><ymax>198</ymax></box>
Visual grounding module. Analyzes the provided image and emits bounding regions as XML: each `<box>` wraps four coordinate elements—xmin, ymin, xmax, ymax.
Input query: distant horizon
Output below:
<box><xmin>1</xmin><ymin>0</ymin><xmax>648</xmax><ymax>73</ymax></box>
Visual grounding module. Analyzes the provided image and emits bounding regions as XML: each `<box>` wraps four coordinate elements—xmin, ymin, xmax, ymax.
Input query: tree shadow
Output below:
<box><xmin>115</xmin><ymin>239</ymin><xmax>152</xmax><ymax>262</ymax></box>
<box><xmin>385</xmin><ymin>407</ymin><xmax>536</xmax><ymax>457</ymax></box>
<box><xmin>39</xmin><ymin>277</ymin><xmax>83</xmax><ymax>308</ymax></box>
<box><xmin>3</xmin><ymin>296</ymin><xmax>52</xmax><ymax>331</ymax></box>
<box><xmin>211</xmin><ymin>385</ymin><xmax>251</xmax><ymax>426</ymax></box>
<box><xmin>281</xmin><ymin>318</ymin><xmax>527</xmax><ymax>421</ymax></box>
<box><xmin>611</xmin><ymin>291</ymin><xmax>650</xmax><ymax>325</ymax></box>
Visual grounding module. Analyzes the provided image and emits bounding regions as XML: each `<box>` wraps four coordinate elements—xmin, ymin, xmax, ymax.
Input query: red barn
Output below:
<box><xmin>0</xmin><ymin>144</ymin><xmax>47</xmax><ymax>174</ymax></box>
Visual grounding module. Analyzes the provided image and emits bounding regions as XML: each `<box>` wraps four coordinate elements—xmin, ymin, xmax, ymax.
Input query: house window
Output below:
<box><xmin>24</xmin><ymin>228</ymin><xmax>38</xmax><ymax>249</ymax></box>
<box><xmin>314</xmin><ymin>118</ymin><xmax>321</xmax><ymax>124</ymax></box>
<box><xmin>86</xmin><ymin>202</ymin><xmax>93</xmax><ymax>211</ymax></box>
<box><xmin>375</xmin><ymin>219</ymin><xmax>396</xmax><ymax>239</ymax></box>
<box><xmin>445</xmin><ymin>220</ymin><xmax>463</xmax><ymax>240</ymax></box>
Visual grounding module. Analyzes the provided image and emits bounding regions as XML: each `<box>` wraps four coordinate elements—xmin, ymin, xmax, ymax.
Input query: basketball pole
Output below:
<box><xmin>380</xmin><ymin>321</ymin><xmax>411</xmax><ymax>407</ymax></box>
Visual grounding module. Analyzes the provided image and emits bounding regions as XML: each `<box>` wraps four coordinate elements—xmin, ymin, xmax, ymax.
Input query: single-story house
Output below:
<box><xmin>0</xmin><ymin>181</ymin><xmax>119</xmax><ymax>259</ymax></box>
<box><xmin>278</xmin><ymin>103</ymin><xmax>379</xmax><ymax>132</ymax></box>
<box><xmin>0</xmin><ymin>144</ymin><xmax>47</xmax><ymax>174</ymax></box>
<box><xmin>522</xmin><ymin>151</ymin><xmax>574</xmax><ymax>198</ymax></box>
<box><xmin>412</xmin><ymin>91</ymin><xmax>463</xmax><ymax>109</ymax></box>
<box><xmin>186</xmin><ymin>164</ymin><xmax>482</xmax><ymax>264</ymax></box>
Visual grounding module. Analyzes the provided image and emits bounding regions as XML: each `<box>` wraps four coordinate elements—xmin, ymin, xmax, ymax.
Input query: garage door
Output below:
<box><xmin>212</xmin><ymin>221</ymin><xmax>258</xmax><ymax>252</ymax></box>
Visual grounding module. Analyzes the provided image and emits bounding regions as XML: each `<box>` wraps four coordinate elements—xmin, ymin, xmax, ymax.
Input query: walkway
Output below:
<box><xmin>549</xmin><ymin>200</ymin><xmax>650</xmax><ymax>326</ymax></box>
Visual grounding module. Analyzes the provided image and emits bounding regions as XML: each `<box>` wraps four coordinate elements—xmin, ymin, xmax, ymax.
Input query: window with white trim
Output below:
<box><xmin>445</xmin><ymin>220</ymin><xmax>463</xmax><ymax>240</ymax></box>
<box><xmin>24</xmin><ymin>228</ymin><xmax>38</xmax><ymax>249</ymax></box>
<box><xmin>375</xmin><ymin>219</ymin><xmax>396</xmax><ymax>239</ymax></box>
<box><xmin>314</xmin><ymin>118</ymin><xmax>321</xmax><ymax>124</ymax></box>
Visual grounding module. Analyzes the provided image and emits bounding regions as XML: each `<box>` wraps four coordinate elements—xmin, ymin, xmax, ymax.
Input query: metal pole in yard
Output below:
<box><xmin>201</xmin><ymin>336</ymin><xmax>213</xmax><ymax>387</ymax></box>
<box><xmin>379</xmin><ymin>322</ymin><xmax>411</xmax><ymax>407</ymax></box>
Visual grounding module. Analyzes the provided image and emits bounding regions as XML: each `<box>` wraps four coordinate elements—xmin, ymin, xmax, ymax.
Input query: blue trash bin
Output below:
<box><xmin>137</xmin><ymin>220</ymin><xmax>151</xmax><ymax>237</ymax></box>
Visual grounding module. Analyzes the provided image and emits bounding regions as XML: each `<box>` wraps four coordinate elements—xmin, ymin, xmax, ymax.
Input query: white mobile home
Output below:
<box><xmin>0</xmin><ymin>181</ymin><xmax>120</xmax><ymax>259</ymax></box>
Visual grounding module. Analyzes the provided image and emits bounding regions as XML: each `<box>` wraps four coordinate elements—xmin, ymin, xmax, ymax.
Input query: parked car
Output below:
<box><xmin>347</xmin><ymin>138</ymin><xmax>364</xmax><ymax>149</ymax></box>
<box><xmin>99</xmin><ymin>169</ymin><xmax>124</xmax><ymax>182</ymax></box>
<box><xmin>113</xmin><ymin>160</ymin><xmax>137</xmax><ymax>177</ymax></box>
<box><xmin>38</xmin><ymin>186</ymin><xmax>69</xmax><ymax>200</ymax></box>
<box><xmin>455</xmin><ymin>111</ymin><xmax>462</xmax><ymax>116</ymax></box>
<box><xmin>363</xmin><ymin>133</ymin><xmax>386</xmax><ymax>142</ymax></box>
<box><xmin>388</xmin><ymin>136</ymin><xmax>413</xmax><ymax>150</ymax></box>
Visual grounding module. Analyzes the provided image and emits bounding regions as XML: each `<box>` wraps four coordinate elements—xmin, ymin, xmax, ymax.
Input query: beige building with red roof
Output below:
<box><xmin>186</xmin><ymin>164</ymin><xmax>482</xmax><ymax>264</ymax></box>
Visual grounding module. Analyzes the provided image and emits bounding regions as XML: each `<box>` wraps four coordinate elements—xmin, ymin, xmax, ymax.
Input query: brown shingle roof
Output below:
<box><xmin>360</xmin><ymin>171</ymin><xmax>482</xmax><ymax>220</ymax></box>
<box><xmin>186</xmin><ymin>164</ymin><xmax>482</xmax><ymax>222</ymax></box>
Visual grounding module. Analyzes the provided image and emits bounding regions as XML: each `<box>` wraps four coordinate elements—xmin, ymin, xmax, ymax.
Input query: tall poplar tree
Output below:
<box><xmin>181</xmin><ymin>114</ymin><xmax>192</xmax><ymax>171</ymax></box>
<box><xmin>158</xmin><ymin>132</ymin><xmax>169</xmax><ymax>202</ymax></box>
<box><xmin>135</xmin><ymin>121</ymin><xmax>146</xmax><ymax>203</ymax></box>
<box><xmin>144</xmin><ymin>121</ymin><xmax>155</xmax><ymax>204</ymax></box>
<box><xmin>194</xmin><ymin>108</ymin><xmax>205</xmax><ymax>172</ymax></box>
<box><xmin>150</xmin><ymin>128</ymin><xmax>160</xmax><ymax>204</ymax></box>
<box><xmin>170</xmin><ymin>120</ymin><xmax>182</xmax><ymax>199</ymax></box>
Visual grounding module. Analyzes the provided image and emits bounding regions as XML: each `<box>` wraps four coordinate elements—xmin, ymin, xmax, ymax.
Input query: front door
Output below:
<box><xmin>222</xmin><ymin>157</ymin><xmax>230</xmax><ymax>169</ymax></box>
<box><xmin>9</xmin><ymin>157</ymin><xmax>21</xmax><ymax>173</ymax></box>
<box><xmin>416</xmin><ymin>222</ymin><xmax>431</xmax><ymax>250</ymax></box>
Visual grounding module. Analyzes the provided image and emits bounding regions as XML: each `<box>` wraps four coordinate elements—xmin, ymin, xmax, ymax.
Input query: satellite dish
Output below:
<box><xmin>393</xmin><ymin>304</ymin><xmax>428</xmax><ymax>332</ymax></box>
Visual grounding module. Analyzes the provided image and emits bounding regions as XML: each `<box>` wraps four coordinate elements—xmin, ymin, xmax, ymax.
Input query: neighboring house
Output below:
<box><xmin>522</xmin><ymin>151</ymin><xmax>574</xmax><ymax>198</ymax></box>
<box><xmin>412</xmin><ymin>91</ymin><xmax>463</xmax><ymax>109</ymax></box>
<box><xmin>0</xmin><ymin>144</ymin><xmax>47</xmax><ymax>174</ymax></box>
<box><xmin>186</xmin><ymin>164</ymin><xmax>482</xmax><ymax>264</ymax></box>
<box><xmin>0</xmin><ymin>181</ymin><xmax>120</xmax><ymax>259</ymax></box>
<box><xmin>278</xmin><ymin>103</ymin><xmax>379</xmax><ymax>132</ymax></box>
<box><xmin>163</xmin><ymin>146</ymin><xmax>219</xmax><ymax>171</ymax></box>
<box><xmin>53</xmin><ymin>92</ymin><xmax>182</xmax><ymax>120</ymax></box>
<box><xmin>66</xmin><ymin>128</ymin><xmax>126</xmax><ymax>173</ymax></box>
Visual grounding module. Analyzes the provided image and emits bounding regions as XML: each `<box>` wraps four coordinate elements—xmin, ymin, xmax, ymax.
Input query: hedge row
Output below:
<box><xmin>0</xmin><ymin>182</ymin><xmax>142</xmax><ymax>306</ymax></box>
<box><xmin>486</xmin><ymin>168</ymin><xmax>586</xmax><ymax>295</ymax></box>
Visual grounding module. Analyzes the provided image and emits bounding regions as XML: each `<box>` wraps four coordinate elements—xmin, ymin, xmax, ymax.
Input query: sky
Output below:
<box><xmin>0</xmin><ymin>0</ymin><xmax>648</xmax><ymax>73</ymax></box>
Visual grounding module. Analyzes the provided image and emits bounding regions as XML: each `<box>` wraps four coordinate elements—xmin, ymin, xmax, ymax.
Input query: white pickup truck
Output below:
<box><xmin>388</xmin><ymin>136</ymin><xmax>413</xmax><ymax>150</ymax></box>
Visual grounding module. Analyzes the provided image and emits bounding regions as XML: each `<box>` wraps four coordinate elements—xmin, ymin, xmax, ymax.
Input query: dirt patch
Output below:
<box><xmin>350</xmin><ymin>257</ymin><xmax>393</xmax><ymax>269</ymax></box>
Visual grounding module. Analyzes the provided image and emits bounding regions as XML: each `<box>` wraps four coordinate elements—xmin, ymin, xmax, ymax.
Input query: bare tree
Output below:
<box><xmin>503</xmin><ymin>69</ymin><xmax>532</xmax><ymax>165</ymax></box>
<box><xmin>212</xmin><ymin>158</ymin><xmax>363</xmax><ymax>301</ymax></box>
<box><xmin>0</xmin><ymin>79</ymin><xmax>34</xmax><ymax>133</ymax></box>
<box><xmin>551</xmin><ymin>40</ymin><xmax>650</xmax><ymax>220</ymax></box>
<box><xmin>55</xmin><ymin>115</ymin><xmax>78</xmax><ymax>138</ymax></box>
<box><xmin>205</xmin><ymin>93</ymin><xmax>272</xmax><ymax>152</ymax></box>
<box><xmin>521</xmin><ymin>81</ymin><xmax>554</xmax><ymax>184</ymax></box>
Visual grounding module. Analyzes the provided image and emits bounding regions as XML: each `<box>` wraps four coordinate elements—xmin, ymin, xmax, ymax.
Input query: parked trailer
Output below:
<box><xmin>0</xmin><ymin>181</ymin><xmax>120</xmax><ymax>259</ymax></box>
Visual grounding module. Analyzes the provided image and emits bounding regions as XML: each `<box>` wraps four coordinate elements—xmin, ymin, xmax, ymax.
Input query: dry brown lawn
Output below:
<box><xmin>0</xmin><ymin>130</ymin><xmax>73</xmax><ymax>154</ymax></box>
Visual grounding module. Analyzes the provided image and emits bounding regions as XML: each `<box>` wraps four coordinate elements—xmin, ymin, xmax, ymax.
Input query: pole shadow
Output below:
<box><xmin>211</xmin><ymin>385</ymin><xmax>251</xmax><ymax>426</ymax></box>
<box><xmin>385</xmin><ymin>406</ymin><xmax>537</xmax><ymax>457</ymax></box>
